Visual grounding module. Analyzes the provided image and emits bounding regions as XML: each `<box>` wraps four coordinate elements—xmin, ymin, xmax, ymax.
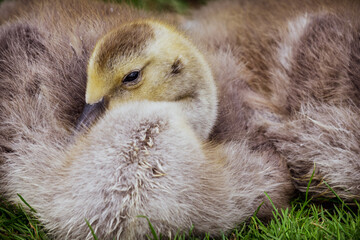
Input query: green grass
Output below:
<box><xmin>107</xmin><ymin>0</ymin><xmax>207</xmax><ymax>13</ymax></box>
<box><xmin>115</xmin><ymin>0</ymin><xmax>188</xmax><ymax>13</ymax></box>
<box><xmin>140</xmin><ymin>197</ymin><xmax>360</xmax><ymax>240</ymax></box>
<box><xmin>0</xmin><ymin>196</ymin><xmax>48</xmax><ymax>240</ymax></box>
<box><xmin>236</xmin><ymin>198</ymin><xmax>360</xmax><ymax>240</ymax></box>
<box><xmin>1</xmin><ymin>192</ymin><xmax>359</xmax><ymax>240</ymax></box>
<box><xmin>0</xmin><ymin>167</ymin><xmax>359</xmax><ymax>240</ymax></box>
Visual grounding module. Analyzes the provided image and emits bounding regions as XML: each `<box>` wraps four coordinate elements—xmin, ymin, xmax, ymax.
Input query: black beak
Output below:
<box><xmin>76</xmin><ymin>98</ymin><xmax>106</xmax><ymax>131</ymax></box>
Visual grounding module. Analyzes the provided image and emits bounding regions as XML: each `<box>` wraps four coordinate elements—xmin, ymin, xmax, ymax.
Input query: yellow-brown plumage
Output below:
<box><xmin>84</xmin><ymin>20</ymin><xmax>217</xmax><ymax>139</ymax></box>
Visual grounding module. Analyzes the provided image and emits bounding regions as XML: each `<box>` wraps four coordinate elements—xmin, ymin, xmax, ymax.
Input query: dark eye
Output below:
<box><xmin>123</xmin><ymin>70</ymin><xmax>140</xmax><ymax>83</ymax></box>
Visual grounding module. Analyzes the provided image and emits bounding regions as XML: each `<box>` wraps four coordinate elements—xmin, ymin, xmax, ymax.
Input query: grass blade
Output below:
<box><xmin>137</xmin><ymin>215</ymin><xmax>159</xmax><ymax>240</ymax></box>
<box><xmin>85</xmin><ymin>219</ymin><xmax>99</xmax><ymax>240</ymax></box>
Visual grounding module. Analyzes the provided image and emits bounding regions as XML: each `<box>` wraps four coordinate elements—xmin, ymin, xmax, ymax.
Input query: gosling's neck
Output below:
<box><xmin>179</xmin><ymin>73</ymin><xmax>217</xmax><ymax>140</ymax></box>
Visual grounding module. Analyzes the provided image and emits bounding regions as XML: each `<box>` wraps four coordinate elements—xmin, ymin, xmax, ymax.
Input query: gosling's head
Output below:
<box><xmin>80</xmin><ymin>20</ymin><xmax>217</xmax><ymax>139</ymax></box>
